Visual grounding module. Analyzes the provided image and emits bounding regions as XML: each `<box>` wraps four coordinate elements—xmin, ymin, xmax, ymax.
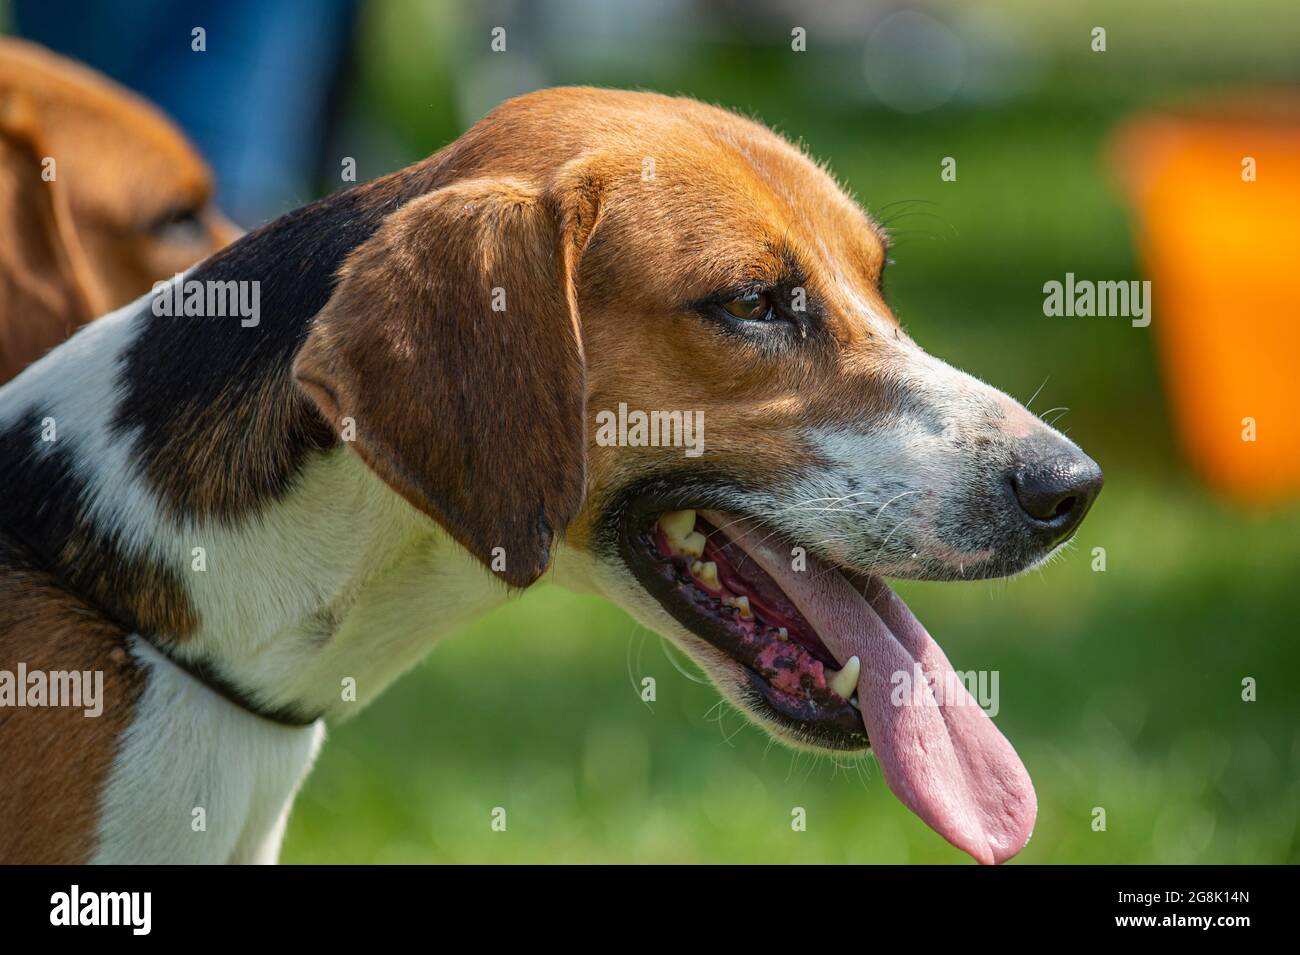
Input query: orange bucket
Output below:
<box><xmin>1112</xmin><ymin>95</ymin><xmax>1300</xmax><ymax>503</ymax></box>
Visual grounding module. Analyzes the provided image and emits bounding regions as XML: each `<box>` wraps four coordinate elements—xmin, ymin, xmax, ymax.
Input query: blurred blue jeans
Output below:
<box><xmin>15</xmin><ymin>0</ymin><xmax>357</xmax><ymax>227</ymax></box>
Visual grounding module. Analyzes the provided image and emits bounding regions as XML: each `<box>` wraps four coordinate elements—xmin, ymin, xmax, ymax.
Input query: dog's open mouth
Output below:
<box><xmin>619</xmin><ymin>504</ymin><xmax>1038</xmax><ymax>864</ymax></box>
<box><xmin>629</xmin><ymin>508</ymin><xmax>868</xmax><ymax>746</ymax></box>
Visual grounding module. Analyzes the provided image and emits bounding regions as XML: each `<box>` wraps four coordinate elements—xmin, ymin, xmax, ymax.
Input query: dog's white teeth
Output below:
<box><xmin>849</xmin><ymin>692</ymin><xmax>861</xmax><ymax>711</ymax></box>
<box><xmin>734</xmin><ymin>595</ymin><xmax>752</xmax><ymax>619</ymax></box>
<box><xmin>658</xmin><ymin>509</ymin><xmax>697</xmax><ymax>550</ymax></box>
<box><xmin>826</xmin><ymin>655</ymin><xmax>861</xmax><ymax>700</ymax></box>
<box><xmin>777</xmin><ymin>627</ymin><xmax>789</xmax><ymax>641</ymax></box>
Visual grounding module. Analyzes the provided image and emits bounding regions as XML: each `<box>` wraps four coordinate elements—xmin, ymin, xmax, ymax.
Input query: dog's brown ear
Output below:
<box><xmin>0</xmin><ymin>93</ymin><xmax>102</xmax><ymax>383</ymax></box>
<box><xmin>294</xmin><ymin>177</ymin><xmax>600</xmax><ymax>587</ymax></box>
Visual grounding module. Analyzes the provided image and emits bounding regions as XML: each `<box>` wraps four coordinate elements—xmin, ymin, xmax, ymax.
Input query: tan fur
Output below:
<box><xmin>0</xmin><ymin>540</ymin><xmax>142</xmax><ymax>863</ymax></box>
<box><xmin>296</xmin><ymin>89</ymin><xmax>900</xmax><ymax>570</ymax></box>
<box><xmin>0</xmin><ymin>38</ymin><xmax>234</xmax><ymax>382</ymax></box>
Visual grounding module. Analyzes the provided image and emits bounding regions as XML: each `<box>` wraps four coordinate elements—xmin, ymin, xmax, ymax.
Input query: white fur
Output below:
<box><xmin>0</xmin><ymin>299</ymin><xmax>171</xmax><ymax>560</ymax></box>
<box><xmin>91</xmin><ymin>638</ymin><xmax>324</xmax><ymax>864</ymax></box>
<box><xmin>175</xmin><ymin>449</ymin><xmax>513</xmax><ymax>718</ymax></box>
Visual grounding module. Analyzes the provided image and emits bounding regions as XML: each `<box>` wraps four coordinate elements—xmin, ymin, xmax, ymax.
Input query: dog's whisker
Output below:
<box><xmin>1040</xmin><ymin>406</ymin><xmax>1071</xmax><ymax>427</ymax></box>
<box><xmin>1025</xmin><ymin>375</ymin><xmax>1050</xmax><ymax>411</ymax></box>
<box><xmin>863</xmin><ymin>514</ymin><xmax>918</xmax><ymax>577</ymax></box>
<box><xmin>658</xmin><ymin>636</ymin><xmax>711</xmax><ymax>686</ymax></box>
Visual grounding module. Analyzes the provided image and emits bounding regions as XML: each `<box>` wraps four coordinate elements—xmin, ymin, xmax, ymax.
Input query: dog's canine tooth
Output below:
<box><xmin>734</xmin><ymin>595</ymin><xmax>752</xmax><ymax>618</ymax></box>
<box><xmin>777</xmin><ymin>627</ymin><xmax>789</xmax><ymax>641</ymax></box>
<box><xmin>657</xmin><ymin>509</ymin><xmax>697</xmax><ymax>550</ymax></box>
<box><xmin>826</xmin><ymin>655</ymin><xmax>861</xmax><ymax>700</ymax></box>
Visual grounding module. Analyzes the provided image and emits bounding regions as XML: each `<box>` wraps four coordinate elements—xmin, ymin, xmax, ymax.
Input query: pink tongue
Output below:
<box><xmin>703</xmin><ymin>513</ymin><xmax>1037</xmax><ymax>864</ymax></box>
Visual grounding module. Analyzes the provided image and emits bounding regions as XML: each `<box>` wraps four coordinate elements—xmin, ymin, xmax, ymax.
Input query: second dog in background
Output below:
<box><xmin>0</xmin><ymin>38</ymin><xmax>234</xmax><ymax>382</ymax></box>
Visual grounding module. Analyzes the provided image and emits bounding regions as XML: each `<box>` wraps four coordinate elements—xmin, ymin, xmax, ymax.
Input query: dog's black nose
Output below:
<box><xmin>1006</xmin><ymin>450</ymin><xmax>1103</xmax><ymax>543</ymax></box>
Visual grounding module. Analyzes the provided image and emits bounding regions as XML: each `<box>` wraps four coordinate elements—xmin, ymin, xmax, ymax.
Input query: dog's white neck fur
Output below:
<box><xmin>181</xmin><ymin>447</ymin><xmax>511</xmax><ymax>717</ymax></box>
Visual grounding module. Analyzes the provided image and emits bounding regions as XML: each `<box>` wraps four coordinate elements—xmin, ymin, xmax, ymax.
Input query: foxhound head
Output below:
<box><xmin>293</xmin><ymin>88</ymin><xmax>1101</xmax><ymax>863</ymax></box>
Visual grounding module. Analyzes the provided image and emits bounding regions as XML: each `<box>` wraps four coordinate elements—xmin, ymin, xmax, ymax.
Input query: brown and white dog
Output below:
<box><xmin>0</xmin><ymin>37</ymin><xmax>234</xmax><ymax>383</ymax></box>
<box><xmin>0</xmin><ymin>87</ymin><xmax>1100</xmax><ymax>864</ymax></box>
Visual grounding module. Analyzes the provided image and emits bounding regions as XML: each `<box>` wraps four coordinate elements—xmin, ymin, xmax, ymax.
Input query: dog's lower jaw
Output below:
<box><xmin>554</xmin><ymin>541</ymin><xmax>865</xmax><ymax>754</ymax></box>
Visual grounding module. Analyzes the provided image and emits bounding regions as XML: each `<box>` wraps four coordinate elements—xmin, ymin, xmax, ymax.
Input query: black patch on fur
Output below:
<box><xmin>0</xmin><ymin>409</ymin><xmax>197</xmax><ymax>637</ymax></box>
<box><xmin>110</xmin><ymin>166</ymin><xmax>442</xmax><ymax>518</ymax></box>
<box><xmin>0</xmin><ymin>410</ymin><xmax>84</xmax><ymax>562</ymax></box>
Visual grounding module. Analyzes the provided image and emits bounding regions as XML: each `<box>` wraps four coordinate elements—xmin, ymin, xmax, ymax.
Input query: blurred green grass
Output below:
<box><xmin>283</xmin><ymin>3</ymin><xmax>1300</xmax><ymax>863</ymax></box>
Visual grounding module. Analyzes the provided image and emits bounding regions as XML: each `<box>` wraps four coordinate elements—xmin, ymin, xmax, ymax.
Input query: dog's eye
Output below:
<box><xmin>151</xmin><ymin>207</ymin><xmax>207</xmax><ymax>245</ymax></box>
<box><xmin>720</xmin><ymin>292</ymin><xmax>773</xmax><ymax>322</ymax></box>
